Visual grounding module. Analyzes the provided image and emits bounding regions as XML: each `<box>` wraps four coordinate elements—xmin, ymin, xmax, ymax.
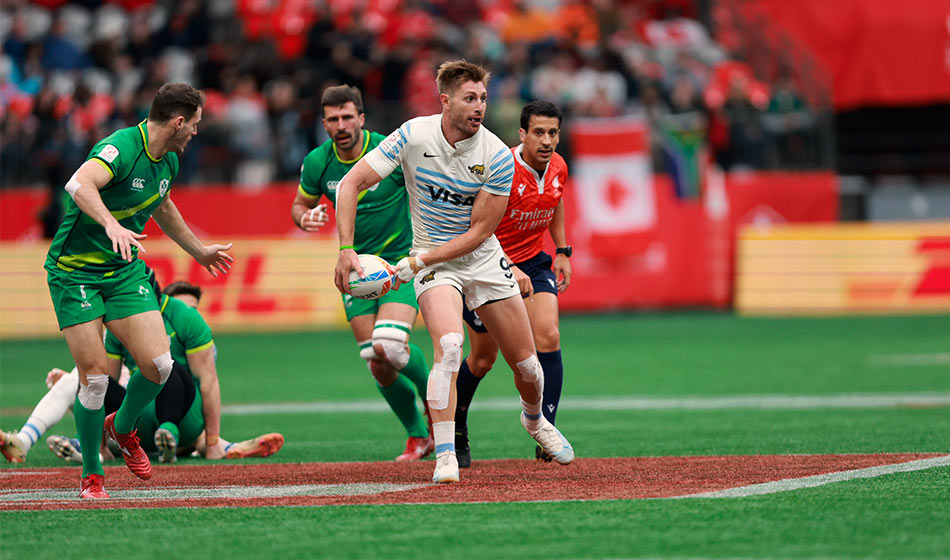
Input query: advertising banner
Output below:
<box><xmin>736</xmin><ymin>222</ymin><xmax>950</xmax><ymax>314</ymax></box>
<box><xmin>0</xmin><ymin>239</ymin><xmax>346</xmax><ymax>339</ymax></box>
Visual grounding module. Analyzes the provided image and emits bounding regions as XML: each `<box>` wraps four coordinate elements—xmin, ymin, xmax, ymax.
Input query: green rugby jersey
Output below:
<box><xmin>299</xmin><ymin>130</ymin><xmax>412</xmax><ymax>261</ymax></box>
<box><xmin>47</xmin><ymin>120</ymin><xmax>179</xmax><ymax>272</ymax></box>
<box><xmin>105</xmin><ymin>294</ymin><xmax>214</xmax><ymax>381</ymax></box>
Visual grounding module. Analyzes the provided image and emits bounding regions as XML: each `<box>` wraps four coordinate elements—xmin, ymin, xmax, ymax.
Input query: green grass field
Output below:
<box><xmin>2</xmin><ymin>312</ymin><xmax>949</xmax><ymax>558</ymax></box>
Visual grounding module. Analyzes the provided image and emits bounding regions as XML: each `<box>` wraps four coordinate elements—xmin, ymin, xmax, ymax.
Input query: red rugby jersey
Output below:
<box><xmin>494</xmin><ymin>145</ymin><xmax>569</xmax><ymax>263</ymax></box>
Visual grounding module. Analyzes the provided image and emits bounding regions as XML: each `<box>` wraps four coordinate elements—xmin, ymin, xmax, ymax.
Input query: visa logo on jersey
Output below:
<box><xmin>428</xmin><ymin>186</ymin><xmax>475</xmax><ymax>206</ymax></box>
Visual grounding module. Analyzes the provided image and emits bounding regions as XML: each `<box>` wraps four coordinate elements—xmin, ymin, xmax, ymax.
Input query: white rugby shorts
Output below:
<box><xmin>412</xmin><ymin>235</ymin><xmax>520</xmax><ymax>310</ymax></box>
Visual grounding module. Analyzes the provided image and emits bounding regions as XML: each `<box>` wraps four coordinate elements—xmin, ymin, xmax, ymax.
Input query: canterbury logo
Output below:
<box><xmin>419</xmin><ymin>271</ymin><xmax>436</xmax><ymax>285</ymax></box>
<box><xmin>468</xmin><ymin>164</ymin><xmax>484</xmax><ymax>176</ymax></box>
<box><xmin>131</xmin><ymin>178</ymin><xmax>145</xmax><ymax>191</ymax></box>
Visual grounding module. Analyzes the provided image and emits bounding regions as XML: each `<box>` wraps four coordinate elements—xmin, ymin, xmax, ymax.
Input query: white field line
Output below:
<box><xmin>0</xmin><ymin>483</ymin><xmax>427</xmax><ymax>504</ymax></box>
<box><xmin>222</xmin><ymin>393</ymin><xmax>950</xmax><ymax>415</ymax></box>
<box><xmin>869</xmin><ymin>353</ymin><xmax>950</xmax><ymax>367</ymax></box>
<box><xmin>677</xmin><ymin>455</ymin><xmax>950</xmax><ymax>499</ymax></box>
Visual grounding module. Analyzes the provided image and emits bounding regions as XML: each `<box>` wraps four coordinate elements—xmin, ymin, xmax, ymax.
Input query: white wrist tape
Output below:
<box><xmin>394</xmin><ymin>257</ymin><xmax>416</xmax><ymax>282</ymax></box>
<box><xmin>65</xmin><ymin>174</ymin><xmax>82</xmax><ymax>199</ymax></box>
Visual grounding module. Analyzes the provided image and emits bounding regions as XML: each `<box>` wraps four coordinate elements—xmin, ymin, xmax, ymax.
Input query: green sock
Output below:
<box><xmin>114</xmin><ymin>372</ymin><xmax>163</xmax><ymax>433</ymax></box>
<box><xmin>73</xmin><ymin>397</ymin><xmax>105</xmax><ymax>477</ymax></box>
<box><xmin>377</xmin><ymin>374</ymin><xmax>428</xmax><ymax>438</ymax></box>
<box><xmin>400</xmin><ymin>343</ymin><xmax>430</xmax><ymax>401</ymax></box>
<box><xmin>157</xmin><ymin>421</ymin><xmax>179</xmax><ymax>442</ymax></box>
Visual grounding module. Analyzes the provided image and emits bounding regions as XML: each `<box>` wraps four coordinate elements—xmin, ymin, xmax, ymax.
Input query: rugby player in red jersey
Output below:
<box><xmin>454</xmin><ymin>100</ymin><xmax>572</xmax><ymax>466</ymax></box>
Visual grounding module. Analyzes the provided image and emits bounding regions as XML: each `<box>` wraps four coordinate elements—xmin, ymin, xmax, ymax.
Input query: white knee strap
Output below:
<box><xmin>426</xmin><ymin>362</ymin><xmax>452</xmax><ymax>411</ymax></box>
<box><xmin>373</xmin><ymin>320</ymin><xmax>412</xmax><ymax>370</ymax></box>
<box><xmin>516</xmin><ymin>355</ymin><xmax>544</xmax><ymax>396</ymax></box>
<box><xmin>426</xmin><ymin>332</ymin><xmax>464</xmax><ymax>410</ymax></box>
<box><xmin>78</xmin><ymin>374</ymin><xmax>108</xmax><ymax>410</ymax></box>
<box><xmin>152</xmin><ymin>352</ymin><xmax>173</xmax><ymax>384</ymax></box>
<box><xmin>438</xmin><ymin>332</ymin><xmax>464</xmax><ymax>372</ymax></box>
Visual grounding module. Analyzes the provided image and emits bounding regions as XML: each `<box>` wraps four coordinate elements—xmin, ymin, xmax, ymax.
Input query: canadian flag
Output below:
<box><xmin>569</xmin><ymin>117</ymin><xmax>654</xmax><ymax>256</ymax></box>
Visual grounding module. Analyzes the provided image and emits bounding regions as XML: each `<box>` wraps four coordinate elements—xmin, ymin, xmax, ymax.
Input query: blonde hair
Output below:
<box><xmin>436</xmin><ymin>60</ymin><xmax>491</xmax><ymax>95</ymax></box>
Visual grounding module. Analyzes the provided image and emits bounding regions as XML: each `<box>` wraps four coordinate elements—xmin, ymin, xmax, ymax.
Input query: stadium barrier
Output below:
<box><xmin>0</xmin><ymin>169</ymin><xmax>837</xmax><ymax>336</ymax></box>
<box><xmin>736</xmin><ymin>222</ymin><xmax>950</xmax><ymax>315</ymax></box>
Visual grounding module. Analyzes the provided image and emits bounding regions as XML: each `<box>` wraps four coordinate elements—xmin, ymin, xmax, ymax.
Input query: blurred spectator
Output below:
<box><xmin>555</xmin><ymin>0</ymin><xmax>601</xmax><ymax>51</ymax></box>
<box><xmin>763</xmin><ymin>75</ymin><xmax>814</xmax><ymax>168</ymax></box>
<box><xmin>265</xmin><ymin>78</ymin><xmax>307</xmax><ymax>181</ymax></box>
<box><xmin>721</xmin><ymin>73</ymin><xmax>765</xmax><ymax>170</ymax></box>
<box><xmin>661</xmin><ymin>74</ymin><xmax>707</xmax><ymax>198</ymax></box>
<box><xmin>530</xmin><ymin>49</ymin><xmax>577</xmax><ymax>108</ymax></box>
<box><xmin>499</xmin><ymin>1</ymin><xmax>556</xmax><ymax>47</ymax></box>
<box><xmin>41</xmin><ymin>16</ymin><xmax>87</xmax><ymax>71</ymax></box>
<box><xmin>227</xmin><ymin>74</ymin><xmax>273</xmax><ymax>188</ymax></box>
<box><xmin>572</xmin><ymin>49</ymin><xmax>629</xmax><ymax>117</ymax></box>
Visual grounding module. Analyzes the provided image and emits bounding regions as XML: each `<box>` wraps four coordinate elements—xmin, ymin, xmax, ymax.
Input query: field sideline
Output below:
<box><xmin>1</xmin><ymin>312</ymin><xmax>948</xmax><ymax>558</ymax></box>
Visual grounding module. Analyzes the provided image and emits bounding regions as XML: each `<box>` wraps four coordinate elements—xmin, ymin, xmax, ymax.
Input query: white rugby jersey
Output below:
<box><xmin>363</xmin><ymin>114</ymin><xmax>515</xmax><ymax>249</ymax></box>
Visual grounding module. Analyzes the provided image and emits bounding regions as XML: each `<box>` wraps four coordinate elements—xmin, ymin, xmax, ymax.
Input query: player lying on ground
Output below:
<box><xmin>0</xmin><ymin>369</ymin><xmax>283</xmax><ymax>464</ymax></box>
<box><xmin>2</xmin><ymin>278</ymin><xmax>282</xmax><ymax>465</ymax></box>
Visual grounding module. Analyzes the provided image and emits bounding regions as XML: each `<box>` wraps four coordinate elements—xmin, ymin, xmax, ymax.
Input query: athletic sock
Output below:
<box><xmin>521</xmin><ymin>398</ymin><xmax>543</xmax><ymax>431</ymax></box>
<box><xmin>114</xmin><ymin>372</ymin><xmax>163</xmax><ymax>434</ymax></box>
<box><xmin>156</xmin><ymin>422</ymin><xmax>180</xmax><ymax>442</ymax></box>
<box><xmin>377</xmin><ymin>374</ymin><xmax>428</xmax><ymax>438</ymax></box>
<box><xmin>398</xmin><ymin>343</ymin><xmax>430</xmax><ymax>400</ymax></box>
<box><xmin>73</xmin><ymin>397</ymin><xmax>105</xmax><ymax>477</ymax></box>
<box><xmin>537</xmin><ymin>349</ymin><xmax>564</xmax><ymax>425</ymax></box>
<box><xmin>17</xmin><ymin>369</ymin><xmax>81</xmax><ymax>452</ymax></box>
<box><xmin>432</xmin><ymin>421</ymin><xmax>456</xmax><ymax>455</ymax></box>
<box><xmin>454</xmin><ymin>357</ymin><xmax>483</xmax><ymax>433</ymax></box>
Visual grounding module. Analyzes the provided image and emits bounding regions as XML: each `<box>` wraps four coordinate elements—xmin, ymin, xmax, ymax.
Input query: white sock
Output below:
<box><xmin>19</xmin><ymin>370</ymin><xmax>80</xmax><ymax>452</ymax></box>
<box><xmin>432</xmin><ymin>421</ymin><xmax>456</xmax><ymax>455</ymax></box>
<box><xmin>521</xmin><ymin>398</ymin><xmax>543</xmax><ymax>430</ymax></box>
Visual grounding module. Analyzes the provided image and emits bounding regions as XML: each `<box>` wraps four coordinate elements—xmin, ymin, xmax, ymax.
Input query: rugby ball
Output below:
<box><xmin>348</xmin><ymin>254</ymin><xmax>396</xmax><ymax>300</ymax></box>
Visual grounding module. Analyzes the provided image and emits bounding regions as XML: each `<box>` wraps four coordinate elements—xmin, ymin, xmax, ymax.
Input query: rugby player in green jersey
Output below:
<box><xmin>44</xmin><ymin>83</ymin><xmax>233</xmax><ymax>498</ymax></box>
<box><xmin>291</xmin><ymin>85</ymin><xmax>434</xmax><ymax>461</ymax></box>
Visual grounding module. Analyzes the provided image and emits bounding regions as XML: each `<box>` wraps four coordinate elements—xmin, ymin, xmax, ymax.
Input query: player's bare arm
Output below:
<box><xmin>152</xmin><ymin>196</ymin><xmax>234</xmax><ymax>277</ymax></box>
<box><xmin>549</xmin><ymin>199</ymin><xmax>571</xmax><ymax>292</ymax></box>
<box><xmin>333</xmin><ymin>158</ymin><xmax>385</xmax><ymax>293</ymax></box>
<box><xmin>291</xmin><ymin>191</ymin><xmax>329</xmax><ymax>232</ymax></box>
<box><xmin>69</xmin><ymin>160</ymin><xmax>147</xmax><ymax>262</ymax></box>
<box><xmin>187</xmin><ymin>345</ymin><xmax>224</xmax><ymax>459</ymax></box>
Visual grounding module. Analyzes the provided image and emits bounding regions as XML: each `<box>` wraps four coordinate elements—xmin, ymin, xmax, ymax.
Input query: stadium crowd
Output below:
<box><xmin>1</xmin><ymin>0</ymin><xmax>819</xmax><ymax>193</ymax></box>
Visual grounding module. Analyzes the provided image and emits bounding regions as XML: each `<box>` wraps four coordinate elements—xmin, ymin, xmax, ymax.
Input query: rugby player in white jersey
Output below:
<box><xmin>333</xmin><ymin>60</ymin><xmax>573</xmax><ymax>483</ymax></box>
